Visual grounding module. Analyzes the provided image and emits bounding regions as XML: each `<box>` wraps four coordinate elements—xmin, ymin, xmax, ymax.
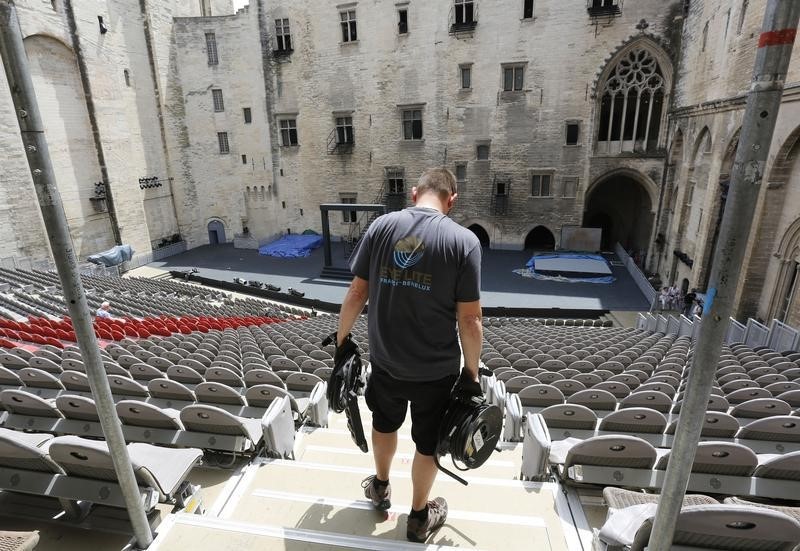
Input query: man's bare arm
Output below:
<box><xmin>337</xmin><ymin>276</ymin><xmax>369</xmax><ymax>345</ymax></box>
<box><xmin>457</xmin><ymin>300</ymin><xmax>483</xmax><ymax>382</ymax></box>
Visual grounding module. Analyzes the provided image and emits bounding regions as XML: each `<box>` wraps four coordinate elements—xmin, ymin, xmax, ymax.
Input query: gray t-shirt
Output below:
<box><xmin>349</xmin><ymin>206</ymin><xmax>481</xmax><ymax>381</ymax></box>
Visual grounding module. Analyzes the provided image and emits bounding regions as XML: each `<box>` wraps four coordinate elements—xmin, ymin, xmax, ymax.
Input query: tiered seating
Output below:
<box><xmin>0</xmin><ymin>317</ymin><xmax>365</xmax><ymax>458</ymax></box>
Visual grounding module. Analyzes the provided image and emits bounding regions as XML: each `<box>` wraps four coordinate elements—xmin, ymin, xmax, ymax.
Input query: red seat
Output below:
<box><xmin>111</xmin><ymin>330</ymin><xmax>125</xmax><ymax>341</ymax></box>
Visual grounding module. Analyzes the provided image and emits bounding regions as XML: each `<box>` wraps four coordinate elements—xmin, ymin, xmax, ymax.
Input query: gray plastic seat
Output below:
<box><xmin>598</xmin><ymin>407</ymin><xmax>666</xmax><ymax>434</ymax></box>
<box><xmin>567</xmin><ymin>388</ymin><xmax>617</xmax><ymax>411</ymax></box>
<box><xmin>754</xmin><ymin>450</ymin><xmax>800</xmax><ymax>481</ymax></box>
<box><xmin>655</xmin><ymin>441</ymin><xmax>757</xmax><ymax>475</ymax></box>
<box><xmin>19</xmin><ymin>368</ymin><xmax>64</xmax><ymax>390</ymax></box>
<box><xmin>563</xmin><ymin>435</ymin><xmax>657</xmax><ymax>470</ymax></box>
<box><xmin>179</xmin><ymin>405</ymin><xmax>262</xmax><ymax>448</ymax></box>
<box><xmin>737</xmin><ymin>416</ymin><xmax>800</xmax><ymax>443</ymax></box>
<box><xmin>620</xmin><ymin>390</ymin><xmax>672</xmax><ymax>414</ymax></box>
<box><xmin>205</xmin><ymin>367</ymin><xmax>245</xmax><ymax>388</ymax></box>
<box><xmin>730</xmin><ymin>397</ymin><xmax>792</xmax><ymax>419</ymax></box>
<box><xmin>666</xmin><ymin>411</ymin><xmax>740</xmax><ymax>438</ymax></box>
<box><xmin>195</xmin><ymin>382</ymin><xmax>245</xmax><ymax>406</ymax></box>
<box><xmin>116</xmin><ymin>400</ymin><xmax>183</xmax><ymax>430</ymax></box>
<box><xmin>56</xmin><ymin>394</ymin><xmax>99</xmax><ymax>421</ymax></box>
<box><xmin>147</xmin><ymin>378</ymin><xmax>196</xmax><ymax>402</ymax></box>
<box><xmin>517</xmin><ymin>384</ymin><xmax>565</xmax><ymax>408</ymax></box>
<box><xmin>539</xmin><ymin>404</ymin><xmax>597</xmax><ymax>430</ymax></box>
<box><xmin>59</xmin><ymin>370</ymin><xmax>91</xmax><ymax>392</ymax></box>
<box><xmin>0</xmin><ymin>389</ymin><xmax>62</xmax><ymax>418</ymax></box>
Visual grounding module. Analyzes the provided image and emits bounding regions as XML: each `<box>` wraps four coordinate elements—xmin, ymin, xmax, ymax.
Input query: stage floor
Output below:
<box><xmin>147</xmin><ymin>243</ymin><xmax>650</xmax><ymax>311</ymax></box>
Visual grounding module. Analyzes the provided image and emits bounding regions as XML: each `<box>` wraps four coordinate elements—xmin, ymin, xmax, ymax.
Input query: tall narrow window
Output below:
<box><xmin>279</xmin><ymin>119</ymin><xmax>298</xmax><ymax>146</ymax></box>
<box><xmin>387</xmin><ymin>168</ymin><xmax>405</xmax><ymax>194</ymax></box>
<box><xmin>455</xmin><ymin>163</ymin><xmax>467</xmax><ymax>182</ymax></box>
<box><xmin>454</xmin><ymin>0</ymin><xmax>475</xmax><ymax>27</ymax></box>
<box><xmin>205</xmin><ymin>32</ymin><xmax>218</xmax><ymax>65</ymax></box>
<box><xmin>737</xmin><ymin>0</ymin><xmax>748</xmax><ymax>35</ymax></box>
<box><xmin>123</xmin><ymin>69</ymin><xmax>131</xmax><ymax>87</ymax></box>
<box><xmin>476</xmin><ymin>144</ymin><xmax>490</xmax><ymax>160</ymax></box>
<box><xmin>217</xmin><ymin>132</ymin><xmax>230</xmax><ymax>154</ymax></box>
<box><xmin>724</xmin><ymin>9</ymin><xmax>731</xmax><ymax>38</ymax></box>
<box><xmin>565</xmin><ymin>122</ymin><xmax>580</xmax><ymax>145</ymax></box>
<box><xmin>340</xmin><ymin>10</ymin><xmax>357</xmax><ymax>42</ymax></box>
<box><xmin>212</xmin><ymin>89</ymin><xmax>224</xmax><ymax>112</ymax></box>
<box><xmin>686</xmin><ymin>182</ymin><xmax>695</xmax><ymax>206</ymax></box>
<box><xmin>460</xmin><ymin>65</ymin><xmax>472</xmax><ymax>89</ymax></box>
<box><xmin>530</xmin><ymin>173</ymin><xmax>551</xmax><ymax>197</ymax></box>
<box><xmin>243</xmin><ymin>107</ymin><xmax>252</xmax><ymax>124</ymax></box>
<box><xmin>597</xmin><ymin>47</ymin><xmax>666</xmax><ymax>153</ymax></box>
<box><xmin>275</xmin><ymin>19</ymin><xmax>292</xmax><ymax>51</ymax></box>
<box><xmin>523</xmin><ymin>0</ymin><xmax>534</xmax><ymax>19</ymax></box>
<box><xmin>336</xmin><ymin>116</ymin><xmax>354</xmax><ymax>144</ymax></box>
<box><xmin>503</xmin><ymin>66</ymin><xmax>524</xmax><ymax>91</ymax></box>
<box><xmin>341</xmin><ymin>195</ymin><xmax>357</xmax><ymax>223</ymax></box>
<box><xmin>241</xmin><ymin>154</ymin><xmax>247</xmax><ymax>165</ymax></box>
<box><xmin>402</xmin><ymin>110</ymin><xmax>423</xmax><ymax>140</ymax></box>
<box><xmin>398</xmin><ymin>9</ymin><xmax>408</xmax><ymax>34</ymax></box>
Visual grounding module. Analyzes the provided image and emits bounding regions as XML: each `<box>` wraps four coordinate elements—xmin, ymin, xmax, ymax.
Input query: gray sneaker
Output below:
<box><xmin>361</xmin><ymin>475</ymin><xmax>391</xmax><ymax>511</ymax></box>
<box><xmin>406</xmin><ymin>497</ymin><xmax>448</xmax><ymax>543</ymax></box>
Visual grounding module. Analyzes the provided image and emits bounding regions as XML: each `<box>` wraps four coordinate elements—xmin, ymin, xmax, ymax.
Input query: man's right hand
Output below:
<box><xmin>323</xmin><ymin>332</ymin><xmax>359</xmax><ymax>366</ymax></box>
<box><xmin>451</xmin><ymin>369</ymin><xmax>483</xmax><ymax>405</ymax></box>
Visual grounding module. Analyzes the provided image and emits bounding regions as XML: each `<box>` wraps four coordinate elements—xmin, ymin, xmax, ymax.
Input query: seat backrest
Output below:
<box><xmin>726</xmin><ymin>387</ymin><xmax>773</xmax><ymax>404</ymax></box>
<box><xmin>116</xmin><ymin>400</ymin><xmax>182</xmax><ymax>429</ymax></box>
<box><xmin>655</xmin><ymin>441</ymin><xmax>758</xmax><ymax>476</ymax></box>
<box><xmin>195</xmin><ymin>382</ymin><xmax>245</xmax><ymax>405</ymax></box>
<box><xmin>517</xmin><ymin>384</ymin><xmax>565</xmax><ymax>407</ymax></box>
<box><xmin>55</xmin><ymin>394</ymin><xmax>99</xmax><ymax>421</ymax></box>
<box><xmin>504</xmin><ymin>375</ymin><xmax>537</xmax><ymax>394</ymax></box>
<box><xmin>19</xmin><ymin>368</ymin><xmax>64</xmax><ymax>390</ymax></box>
<box><xmin>245</xmin><ymin>384</ymin><xmax>294</xmax><ymax>409</ymax></box>
<box><xmin>166</xmin><ymin>365</ymin><xmax>204</xmax><ymax>384</ymax></box>
<box><xmin>551</xmin><ymin>379</ymin><xmax>587</xmax><ymax>397</ymax></box>
<box><xmin>754</xmin><ymin>450</ymin><xmax>800</xmax><ymax>481</ymax></box>
<box><xmin>599</xmin><ymin>407</ymin><xmax>667</xmax><ymax>434</ymax></box>
<box><xmin>737</xmin><ymin>416</ymin><xmax>800</xmax><ymax>443</ymax></box>
<box><xmin>730</xmin><ymin>398</ymin><xmax>792</xmax><ymax>419</ymax></box>
<box><xmin>539</xmin><ymin>403</ymin><xmax>597</xmax><ymax>430</ymax></box>
<box><xmin>632</xmin><ymin>505</ymin><xmax>800</xmax><ymax>551</ymax></box>
<box><xmin>285</xmin><ymin>372</ymin><xmax>323</xmax><ymax>393</ymax></box>
<box><xmin>243</xmin><ymin>369</ymin><xmax>286</xmax><ymax>388</ymax></box>
<box><xmin>129</xmin><ymin>363</ymin><xmax>163</xmax><ymax>381</ymax></box>
<box><xmin>205</xmin><ymin>367</ymin><xmax>245</xmax><ymax>388</ymax></box>
<box><xmin>28</xmin><ymin>357</ymin><xmax>61</xmax><ymax>374</ymax></box>
<box><xmin>0</xmin><ymin>365</ymin><xmax>20</xmax><ymax>386</ymax></box>
<box><xmin>179</xmin><ymin>404</ymin><xmax>246</xmax><ymax>436</ymax></box>
<box><xmin>564</xmin><ymin>435</ymin><xmax>657</xmax><ymax>469</ymax></box>
<box><xmin>592</xmin><ymin>381</ymin><xmax>632</xmax><ymax>399</ymax></box>
<box><xmin>59</xmin><ymin>370</ymin><xmax>91</xmax><ymax>392</ymax></box>
<box><xmin>107</xmin><ymin>374</ymin><xmax>148</xmax><ymax>397</ymax></box>
<box><xmin>620</xmin><ymin>390</ymin><xmax>672</xmax><ymax>413</ymax></box>
<box><xmin>147</xmin><ymin>378</ymin><xmax>196</xmax><ymax>402</ymax></box>
<box><xmin>0</xmin><ymin>428</ymin><xmax>61</xmax><ymax>473</ymax></box>
<box><xmin>0</xmin><ymin>389</ymin><xmax>62</xmax><ymax>418</ymax></box>
<box><xmin>60</xmin><ymin>358</ymin><xmax>85</xmax><ymax>373</ymax></box>
<box><xmin>567</xmin><ymin>388</ymin><xmax>617</xmax><ymax>411</ymax></box>
<box><xmin>270</xmin><ymin>357</ymin><xmax>300</xmax><ymax>372</ymax></box>
<box><xmin>666</xmin><ymin>411</ymin><xmax>740</xmax><ymax>438</ymax></box>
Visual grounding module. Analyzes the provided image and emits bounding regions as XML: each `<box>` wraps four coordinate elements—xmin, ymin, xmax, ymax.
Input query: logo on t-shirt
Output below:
<box><xmin>393</xmin><ymin>236</ymin><xmax>425</xmax><ymax>269</ymax></box>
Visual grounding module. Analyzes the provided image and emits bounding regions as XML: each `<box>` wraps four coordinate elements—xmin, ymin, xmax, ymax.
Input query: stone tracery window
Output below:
<box><xmin>597</xmin><ymin>48</ymin><xmax>665</xmax><ymax>154</ymax></box>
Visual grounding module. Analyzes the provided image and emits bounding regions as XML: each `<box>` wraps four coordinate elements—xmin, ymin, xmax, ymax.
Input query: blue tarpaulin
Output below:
<box><xmin>258</xmin><ymin>234</ymin><xmax>322</xmax><ymax>258</ymax></box>
<box><xmin>514</xmin><ymin>253</ymin><xmax>616</xmax><ymax>284</ymax></box>
<box><xmin>87</xmin><ymin>244</ymin><xmax>134</xmax><ymax>267</ymax></box>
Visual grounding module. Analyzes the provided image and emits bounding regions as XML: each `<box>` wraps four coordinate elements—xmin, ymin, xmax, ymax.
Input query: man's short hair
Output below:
<box><xmin>101</xmin><ymin>301</ymin><xmax>110</xmax><ymax>308</ymax></box>
<box><xmin>416</xmin><ymin>168</ymin><xmax>457</xmax><ymax>199</ymax></box>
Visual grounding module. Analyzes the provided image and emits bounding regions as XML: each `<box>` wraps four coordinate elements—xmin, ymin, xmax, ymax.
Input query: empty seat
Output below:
<box><xmin>205</xmin><ymin>367</ymin><xmax>245</xmax><ymax>388</ymax></box>
<box><xmin>620</xmin><ymin>390</ymin><xmax>672</xmax><ymax>413</ymax></box>
<box><xmin>116</xmin><ymin>400</ymin><xmax>183</xmax><ymax>430</ymax></box>
<box><xmin>18</xmin><ymin>368</ymin><xmax>63</xmax><ymax>390</ymax></box>
<box><xmin>655</xmin><ymin>441</ymin><xmax>757</xmax><ymax>475</ymax></box>
<box><xmin>59</xmin><ymin>370</ymin><xmax>91</xmax><ymax>392</ymax></box>
<box><xmin>179</xmin><ymin>405</ymin><xmax>262</xmax><ymax>449</ymax></box>
<box><xmin>195</xmin><ymin>382</ymin><xmax>245</xmax><ymax>406</ymax></box>
<box><xmin>147</xmin><ymin>378</ymin><xmax>196</xmax><ymax>402</ymax></box>
<box><xmin>55</xmin><ymin>394</ymin><xmax>99</xmax><ymax>421</ymax></box>
<box><xmin>107</xmin><ymin>375</ymin><xmax>148</xmax><ymax>397</ymax></box>
<box><xmin>550</xmin><ymin>379</ymin><xmax>586</xmax><ymax>397</ymax></box>
<box><xmin>129</xmin><ymin>363</ymin><xmax>163</xmax><ymax>381</ymax></box>
<box><xmin>0</xmin><ymin>389</ymin><xmax>61</xmax><ymax>418</ymax></box>
<box><xmin>539</xmin><ymin>404</ymin><xmax>597</xmax><ymax>430</ymax></box>
<box><xmin>568</xmin><ymin>389</ymin><xmax>617</xmax><ymax>411</ymax></box>
<box><xmin>666</xmin><ymin>411</ymin><xmax>740</xmax><ymax>438</ymax></box>
<box><xmin>0</xmin><ymin>366</ymin><xmax>21</xmax><ymax>387</ymax></box>
<box><xmin>730</xmin><ymin>397</ymin><xmax>792</xmax><ymax>419</ymax></box>
<box><xmin>562</xmin><ymin>435</ymin><xmax>657</xmax><ymax>470</ymax></box>
<box><xmin>504</xmin><ymin>375</ymin><xmax>537</xmax><ymax>394</ymax></box>
<box><xmin>517</xmin><ymin>384</ymin><xmax>565</xmax><ymax>408</ymax></box>
<box><xmin>28</xmin><ymin>357</ymin><xmax>61</xmax><ymax>374</ymax></box>
<box><xmin>166</xmin><ymin>365</ymin><xmax>204</xmax><ymax>385</ymax></box>
<box><xmin>737</xmin><ymin>416</ymin><xmax>800</xmax><ymax>443</ymax></box>
<box><xmin>598</xmin><ymin>408</ymin><xmax>667</xmax><ymax>434</ymax></box>
<box><xmin>592</xmin><ymin>381</ymin><xmax>631</xmax><ymax>399</ymax></box>
<box><xmin>726</xmin><ymin>387</ymin><xmax>773</xmax><ymax>404</ymax></box>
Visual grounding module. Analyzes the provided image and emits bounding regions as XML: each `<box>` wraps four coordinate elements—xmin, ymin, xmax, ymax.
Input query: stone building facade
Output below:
<box><xmin>4</xmin><ymin>0</ymin><xmax>800</xmax><ymax>328</ymax></box>
<box><xmin>653</xmin><ymin>0</ymin><xmax>800</xmax><ymax>324</ymax></box>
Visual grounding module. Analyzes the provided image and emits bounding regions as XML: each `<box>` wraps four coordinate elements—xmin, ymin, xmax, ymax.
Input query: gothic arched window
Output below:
<box><xmin>597</xmin><ymin>48</ymin><xmax>665</xmax><ymax>153</ymax></box>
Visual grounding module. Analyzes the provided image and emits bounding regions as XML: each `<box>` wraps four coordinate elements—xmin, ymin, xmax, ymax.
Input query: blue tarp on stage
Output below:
<box><xmin>87</xmin><ymin>244</ymin><xmax>134</xmax><ymax>267</ymax></box>
<box><xmin>514</xmin><ymin>253</ymin><xmax>616</xmax><ymax>284</ymax></box>
<box><xmin>258</xmin><ymin>234</ymin><xmax>322</xmax><ymax>258</ymax></box>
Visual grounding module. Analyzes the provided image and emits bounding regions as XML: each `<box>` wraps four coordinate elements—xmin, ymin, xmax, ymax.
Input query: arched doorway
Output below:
<box><xmin>208</xmin><ymin>220</ymin><xmax>226</xmax><ymax>244</ymax></box>
<box><xmin>583</xmin><ymin>174</ymin><xmax>654</xmax><ymax>253</ymax></box>
<box><xmin>468</xmin><ymin>224</ymin><xmax>490</xmax><ymax>247</ymax></box>
<box><xmin>524</xmin><ymin>226</ymin><xmax>555</xmax><ymax>251</ymax></box>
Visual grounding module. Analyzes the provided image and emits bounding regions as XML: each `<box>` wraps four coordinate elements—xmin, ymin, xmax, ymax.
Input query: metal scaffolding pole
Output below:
<box><xmin>648</xmin><ymin>2</ymin><xmax>800</xmax><ymax>550</ymax></box>
<box><xmin>0</xmin><ymin>2</ymin><xmax>154</xmax><ymax>548</ymax></box>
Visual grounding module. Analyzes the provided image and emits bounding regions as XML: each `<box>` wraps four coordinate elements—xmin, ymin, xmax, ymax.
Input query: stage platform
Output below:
<box><xmin>145</xmin><ymin>243</ymin><xmax>650</xmax><ymax>312</ymax></box>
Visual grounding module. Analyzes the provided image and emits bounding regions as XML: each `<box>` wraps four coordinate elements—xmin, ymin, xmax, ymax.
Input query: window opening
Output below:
<box><xmin>275</xmin><ymin>18</ymin><xmax>292</xmax><ymax>51</ymax></box>
<box><xmin>280</xmin><ymin>119</ymin><xmax>298</xmax><ymax>146</ymax></box>
<box><xmin>597</xmin><ymin>47</ymin><xmax>665</xmax><ymax>152</ymax></box>
<box><xmin>205</xmin><ymin>32</ymin><xmax>218</xmax><ymax>65</ymax></box>
<box><xmin>217</xmin><ymin>132</ymin><xmax>230</xmax><ymax>154</ymax></box>
<box><xmin>336</xmin><ymin>116</ymin><xmax>354</xmax><ymax>145</ymax></box>
<box><xmin>503</xmin><ymin>66</ymin><xmax>524</xmax><ymax>91</ymax></box>
<box><xmin>402</xmin><ymin>110</ymin><xmax>423</xmax><ymax>140</ymax></box>
<box><xmin>212</xmin><ymin>89</ymin><xmax>224</xmax><ymax>112</ymax></box>
<box><xmin>341</xmin><ymin>10</ymin><xmax>357</xmax><ymax>42</ymax></box>
<box><xmin>398</xmin><ymin>9</ymin><xmax>408</xmax><ymax>34</ymax></box>
<box><xmin>531</xmin><ymin>173</ymin><xmax>551</xmax><ymax>197</ymax></box>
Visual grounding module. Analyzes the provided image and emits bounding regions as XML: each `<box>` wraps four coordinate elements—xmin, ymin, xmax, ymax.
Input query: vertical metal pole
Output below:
<box><xmin>321</xmin><ymin>208</ymin><xmax>332</xmax><ymax>267</ymax></box>
<box><xmin>648</xmin><ymin>2</ymin><xmax>800</xmax><ymax>550</ymax></box>
<box><xmin>0</xmin><ymin>2</ymin><xmax>154</xmax><ymax>548</ymax></box>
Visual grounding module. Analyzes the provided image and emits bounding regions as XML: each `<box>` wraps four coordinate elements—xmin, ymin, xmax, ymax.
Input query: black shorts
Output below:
<box><xmin>365</xmin><ymin>366</ymin><xmax>457</xmax><ymax>456</ymax></box>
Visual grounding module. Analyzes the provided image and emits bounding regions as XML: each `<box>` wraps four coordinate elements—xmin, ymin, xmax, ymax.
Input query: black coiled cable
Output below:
<box><xmin>435</xmin><ymin>397</ymin><xmax>502</xmax><ymax>485</ymax></box>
